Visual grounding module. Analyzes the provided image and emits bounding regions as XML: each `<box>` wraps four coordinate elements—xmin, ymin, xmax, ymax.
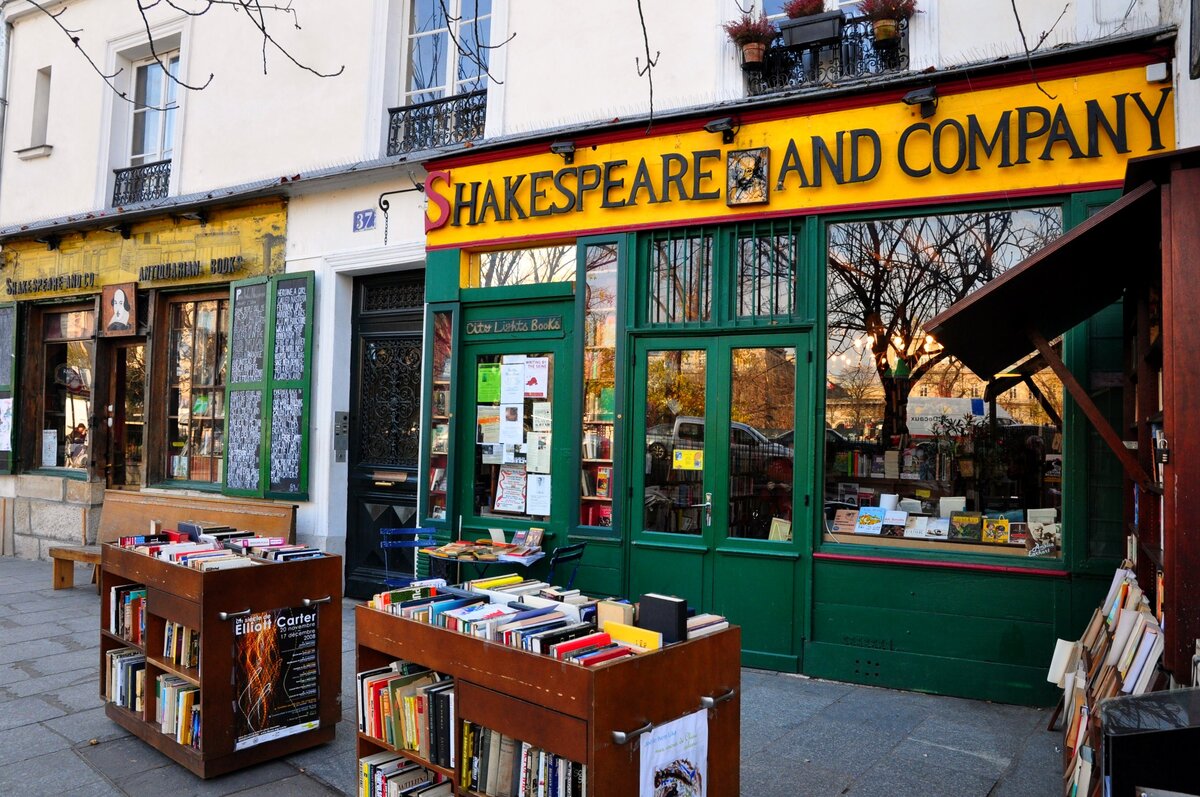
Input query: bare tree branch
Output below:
<box><xmin>635</xmin><ymin>0</ymin><xmax>660</xmax><ymax>134</ymax></box>
<box><xmin>437</xmin><ymin>0</ymin><xmax>515</xmax><ymax>87</ymax></box>
<box><xmin>136</xmin><ymin>0</ymin><xmax>214</xmax><ymax>91</ymax></box>
<box><xmin>1009</xmin><ymin>0</ymin><xmax>1069</xmax><ymax>100</ymax></box>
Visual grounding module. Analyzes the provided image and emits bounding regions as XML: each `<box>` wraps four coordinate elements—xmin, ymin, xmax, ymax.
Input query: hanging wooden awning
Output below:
<box><xmin>926</xmin><ymin>180</ymin><xmax>1163</xmax><ymax>492</ymax></box>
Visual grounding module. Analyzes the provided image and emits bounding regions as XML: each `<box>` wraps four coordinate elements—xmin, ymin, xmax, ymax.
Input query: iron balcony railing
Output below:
<box><xmin>387</xmin><ymin>89</ymin><xmax>487</xmax><ymax>157</ymax></box>
<box><xmin>112</xmin><ymin>159</ymin><xmax>171</xmax><ymax>206</ymax></box>
<box><xmin>747</xmin><ymin>15</ymin><xmax>910</xmax><ymax>96</ymax></box>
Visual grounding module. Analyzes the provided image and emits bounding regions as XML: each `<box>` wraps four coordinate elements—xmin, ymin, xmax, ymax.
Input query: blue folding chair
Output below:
<box><xmin>380</xmin><ymin>527</ymin><xmax>437</xmax><ymax>588</ymax></box>
<box><xmin>545</xmin><ymin>541</ymin><xmax>587</xmax><ymax>589</ymax></box>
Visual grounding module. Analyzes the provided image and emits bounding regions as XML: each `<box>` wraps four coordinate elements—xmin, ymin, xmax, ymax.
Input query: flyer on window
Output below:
<box><xmin>232</xmin><ymin>606</ymin><xmax>321</xmax><ymax>751</ymax></box>
<box><xmin>526</xmin><ymin>473</ymin><xmax>552</xmax><ymax>516</ymax></box>
<box><xmin>494</xmin><ymin>465</ymin><xmax>528</xmax><ymax>513</ymax></box>
<box><xmin>640</xmin><ymin>709</ymin><xmax>708</xmax><ymax>797</ymax></box>
<box><xmin>0</xmin><ymin>398</ymin><xmax>12</xmax><ymax>452</ymax></box>
<box><xmin>523</xmin><ymin>357</ymin><xmax>549</xmax><ymax>398</ymax></box>
<box><xmin>41</xmin><ymin>429</ymin><xmax>57</xmax><ymax>468</ymax></box>
<box><xmin>499</xmin><ymin>403</ymin><xmax>525</xmax><ymax>444</ymax></box>
<box><xmin>526</xmin><ymin>431</ymin><xmax>552</xmax><ymax>474</ymax></box>
<box><xmin>532</xmin><ymin>402</ymin><xmax>553</xmax><ymax>431</ymax></box>
<box><xmin>500</xmin><ymin>357</ymin><xmax>526</xmax><ymax>403</ymax></box>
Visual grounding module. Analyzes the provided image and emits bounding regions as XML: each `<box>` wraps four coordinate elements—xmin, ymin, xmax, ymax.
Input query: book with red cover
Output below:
<box><xmin>549</xmin><ymin>632</ymin><xmax>611</xmax><ymax>660</ymax></box>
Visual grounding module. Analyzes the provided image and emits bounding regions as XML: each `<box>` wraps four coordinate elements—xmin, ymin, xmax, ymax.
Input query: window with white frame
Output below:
<box><xmin>130</xmin><ymin>54</ymin><xmax>179</xmax><ymax>166</ymax></box>
<box><xmin>405</xmin><ymin>0</ymin><xmax>491</xmax><ymax>105</ymax></box>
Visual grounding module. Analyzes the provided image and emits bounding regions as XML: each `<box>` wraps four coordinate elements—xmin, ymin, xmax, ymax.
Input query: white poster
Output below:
<box><xmin>500</xmin><ymin>357</ymin><xmax>526</xmax><ymax>403</ymax></box>
<box><xmin>523</xmin><ymin>357</ymin><xmax>549</xmax><ymax>398</ymax></box>
<box><xmin>526</xmin><ymin>473</ymin><xmax>551</xmax><ymax>516</ymax></box>
<box><xmin>526</xmin><ymin>431</ymin><xmax>552</xmax><ymax>474</ymax></box>
<box><xmin>0</xmin><ymin>398</ymin><xmax>12</xmax><ymax>452</ymax></box>
<box><xmin>499</xmin><ymin>404</ymin><xmax>524</xmax><ymax>444</ymax></box>
<box><xmin>639</xmin><ymin>709</ymin><xmax>708</xmax><ymax>797</ymax></box>
<box><xmin>41</xmin><ymin>429</ymin><xmax>57</xmax><ymax>468</ymax></box>
<box><xmin>493</xmin><ymin>465</ymin><xmax>527</xmax><ymax>513</ymax></box>
<box><xmin>531</xmin><ymin>402</ymin><xmax>553</xmax><ymax>431</ymax></box>
<box><xmin>480</xmin><ymin>442</ymin><xmax>504</xmax><ymax>464</ymax></box>
<box><xmin>476</xmin><ymin>406</ymin><xmax>500</xmax><ymax>443</ymax></box>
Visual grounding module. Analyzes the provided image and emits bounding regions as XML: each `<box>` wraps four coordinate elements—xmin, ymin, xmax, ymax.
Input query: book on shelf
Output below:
<box><xmin>981</xmin><ymin>517</ymin><xmax>1010</xmax><ymax>544</ymax></box>
<box><xmin>358</xmin><ymin>752</ymin><xmax>446</xmax><ymax>797</ymax></box>
<box><xmin>853</xmin><ymin>507</ymin><xmax>885</xmax><ymax>535</ymax></box>
<box><xmin>880</xmin><ymin>510</ymin><xmax>907</xmax><ymax>538</ymax></box>
<box><xmin>828</xmin><ymin>509</ymin><xmax>858</xmax><ymax>534</ymax></box>
<box><xmin>594</xmin><ymin>466</ymin><xmax>612</xmax><ymax>498</ymax></box>
<box><xmin>459</xmin><ymin>722</ymin><xmax>587</xmax><ymax>797</ymax></box>
<box><xmin>948</xmin><ymin>512</ymin><xmax>983</xmax><ymax>541</ymax></box>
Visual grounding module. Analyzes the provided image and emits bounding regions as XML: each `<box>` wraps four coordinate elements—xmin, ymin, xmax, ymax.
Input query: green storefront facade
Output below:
<box><xmin>416</xmin><ymin>45</ymin><xmax>1174</xmax><ymax>705</ymax></box>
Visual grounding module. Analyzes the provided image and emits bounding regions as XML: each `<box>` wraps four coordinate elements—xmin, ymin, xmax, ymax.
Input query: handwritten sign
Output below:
<box><xmin>272</xmin><ymin>278</ymin><xmax>308</xmax><ymax>382</ymax></box>
<box><xmin>226</xmin><ymin>390</ymin><xmax>263</xmax><ymax>492</ymax></box>
<box><xmin>0</xmin><ymin>305</ymin><xmax>13</xmax><ymax>387</ymax></box>
<box><xmin>230</xmin><ymin>283</ymin><xmax>267</xmax><ymax>384</ymax></box>
<box><xmin>269</xmin><ymin>388</ymin><xmax>304</xmax><ymax>494</ymax></box>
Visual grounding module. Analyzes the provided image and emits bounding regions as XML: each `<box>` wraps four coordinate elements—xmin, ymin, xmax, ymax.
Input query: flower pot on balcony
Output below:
<box><xmin>779</xmin><ymin>10</ymin><xmax>845</xmax><ymax>49</ymax></box>
<box><xmin>740</xmin><ymin>41</ymin><xmax>768</xmax><ymax>70</ymax></box>
<box><xmin>873</xmin><ymin>18</ymin><xmax>901</xmax><ymax>42</ymax></box>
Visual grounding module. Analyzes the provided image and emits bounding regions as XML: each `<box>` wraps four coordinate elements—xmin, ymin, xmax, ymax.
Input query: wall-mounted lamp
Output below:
<box><xmin>703</xmin><ymin>116</ymin><xmax>739</xmax><ymax>144</ymax></box>
<box><xmin>105</xmin><ymin>223</ymin><xmax>132</xmax><ymax>239</ymax></box>
<box><xmin>550</xmin><ymin>141</ymin><xmax>576</xmax><ymax>164</ymax></box>
<box><xmin>902</xmin><ymin>86</ymin><xmax>938</xmax><ymax>119</ymax></box>
<box><xmin>176</xmin><ymin>210</ymin><xmax>209</xmax><ymax>226</ymax></box>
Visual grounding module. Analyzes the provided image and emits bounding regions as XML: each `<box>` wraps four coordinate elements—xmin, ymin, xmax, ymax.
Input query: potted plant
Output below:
<box><xmin>723</xmin><ymin>12</ymin><xmax>777</xmax><ymax>70</ymax></box>
<box><xmin>779</xmin><ymin>0</ymin><xmax>845</xmax><ymax>49</ymax></box>
<box><xmin>858</xmin><ymin>0</ymin><xmax>917</xmax><ymax>42</ymax></box>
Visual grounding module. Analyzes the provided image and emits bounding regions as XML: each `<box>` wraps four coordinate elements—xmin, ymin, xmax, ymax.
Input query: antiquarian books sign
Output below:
<box><xmin>232</xmin><ymin>606</ymin><xmax>320</xmax><ymax>751</ymax></box>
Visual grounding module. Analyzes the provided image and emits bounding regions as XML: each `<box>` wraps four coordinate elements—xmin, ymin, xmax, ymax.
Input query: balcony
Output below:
<box><xmin>747</xmin><ymin>15</ymin><xmax>909</xmax><ymax>96</ymax></box>
<box><xmin>112</xmin><ymin>160</ymin><xmax>171</xmax><ymax>206</ymax></box>
<box><xmin>387</xmin><ymin>90</ymin><xmax>487</xmax><ymax>157</ymax></box>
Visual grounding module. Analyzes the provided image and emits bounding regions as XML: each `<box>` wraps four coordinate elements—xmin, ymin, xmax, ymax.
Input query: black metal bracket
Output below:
<box><xmin>377</xmin><ymin>170</ymin><xmax>425</xmax><ymax>245</ymax></box>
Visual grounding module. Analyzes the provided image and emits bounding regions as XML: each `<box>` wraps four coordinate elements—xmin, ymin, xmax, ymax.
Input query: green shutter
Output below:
<box><xmin>222</xmin><ymin>273</ymin><xmax>315</xmax><ymax>499</ymax></box>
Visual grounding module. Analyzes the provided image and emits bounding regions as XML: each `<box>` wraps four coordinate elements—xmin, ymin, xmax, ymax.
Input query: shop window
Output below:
<box><xmin>473</xmin><ymin>352</ymin><xmax>553</xmax><ymax>522</ymax></box>
<box><xmin>428</xmin><ymin>310</ymin><xmax>454</xmax><ymax>522</ymax></box>
<box><xmin>580</xmin><ymin>244</ymin><xmax>617</xmax><ymax>528</ymax></box>
<box><xmin>0</xmin><ymin>304</ymin><xmax>15</xmax><ymax>472</ymax></box>
<box><xmin>648</xmin><ymin>231</ymin><xmax>713</xmax><ymax>324</ymax></box>
<box><xmin>729</xmin><ymin>346</ymin><xmax>796</xmax><ymax>540</ymax></box>
<box><xmin>824</xmin><ymin>207</ymin><xmax>1067</xmax><ymax>558</ymax></box>
<box><xmin>466</xmin><ymin>244</ymin><xmax>574</xmax><ymax>288</ymax></box>
<box><xmin>165</xmin><ymin>297</ymin><xmax>228</xmax><ymax>484</ymax></box>
<box><xmin>40</xmin><ymin>307</ymin><xmax>96</xmax><ymax>470</ymax></box>
<box><xmin>735</xmin><ymin>223</ymin><xmax>798</xmax><ymax>319</ymax></box>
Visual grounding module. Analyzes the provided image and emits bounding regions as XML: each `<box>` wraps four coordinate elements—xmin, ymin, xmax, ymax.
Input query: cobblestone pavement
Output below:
<box><xmin>0</xmin><ymin>556</ymin><xmax>1058</xmax><ymax>796</ymax></box>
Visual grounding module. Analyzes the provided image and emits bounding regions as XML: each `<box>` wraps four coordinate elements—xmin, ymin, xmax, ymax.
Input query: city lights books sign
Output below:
<box><xmin>232</xmin><ymin>606</ymin><xmax>320</xmax><ymax>750</ymax></box>
<box><xmin>425</xmin><ymin>67</ymin><xmax>1173</xmax><ymax>249</ymax></box>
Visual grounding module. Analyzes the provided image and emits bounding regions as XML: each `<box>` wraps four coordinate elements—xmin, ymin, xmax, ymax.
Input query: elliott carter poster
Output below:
<box><xmin>232</xmin><ymin>606</ymin><xmax>320</xmax><ymax>750</ymax></box>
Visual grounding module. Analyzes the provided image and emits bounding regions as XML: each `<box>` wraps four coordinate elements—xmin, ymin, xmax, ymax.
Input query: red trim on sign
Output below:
<box><xmin>813</xmin><ymin>551</ymin><xmax>1070</xmax><ymax>578</ymax></box>
<box><xmin>425</xmin><ymin>180</ymin><xmax>1124</xmax><ymax>251</ymax></box>
<box><xmin>427</xmin><ymin>51</ymin><xmax>1165</xmax><ymax>171</ymax></box>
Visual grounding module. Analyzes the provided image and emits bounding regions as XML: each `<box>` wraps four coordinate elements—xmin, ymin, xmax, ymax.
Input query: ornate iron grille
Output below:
<box><xmin>747</xmin><ymin>16</ymin><xmax>909</xmax><ymax>96</ymax></box>
<box><xmin>362</xmin><ymin>277</ymin><xmax>425</xmax><ymax>314</ymax></box>
<box><xmin>387</xmin><ymin>90</ymin><xmax>487</xmax><ymax>156</ymax></box>
<box><xmin>358</xmin><ymin>336</ymin><xmax>422</xmax><ymax>467</ymax></box>
<box><xmin>111</xmin><ymin>159</ymin><xmax>171</xmax><ymax>206</ymax></box>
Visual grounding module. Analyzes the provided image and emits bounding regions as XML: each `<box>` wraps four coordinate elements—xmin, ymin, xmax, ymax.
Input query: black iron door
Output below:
<box><xmin>345</xmin><ymin>273</ymin><xmax>425</xmax><ymax>599</ymax></box>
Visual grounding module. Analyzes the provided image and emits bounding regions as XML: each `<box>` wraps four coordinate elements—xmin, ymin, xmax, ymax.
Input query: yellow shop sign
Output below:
<box><xmin>4</xmin><ymin>199</ymin><xmax>287</xmax><ymax>300</ymax></box>
<box><xmin>425</xmin><ymin>66</ymin><xmax>1172</xmax><ymax>249</ymax></box>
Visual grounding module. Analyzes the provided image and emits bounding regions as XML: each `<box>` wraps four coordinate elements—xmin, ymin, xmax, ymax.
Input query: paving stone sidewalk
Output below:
<box><xmin>0</xmin><ymin>556</ymin><xmax>1059</xmax><ymax>796</ymax></box>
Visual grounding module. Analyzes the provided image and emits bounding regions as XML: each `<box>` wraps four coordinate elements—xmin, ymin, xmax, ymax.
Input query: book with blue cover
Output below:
<box><xmin>854</xmin><ymin>507</ymin><xmax>886</xmax><ymax>535</ymax></box>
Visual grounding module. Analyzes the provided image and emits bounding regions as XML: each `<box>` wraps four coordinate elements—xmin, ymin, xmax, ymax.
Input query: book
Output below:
<box><xmin>596</xmin><ymin>599</ymin><xmax>634</xmax><ymax>628</ymax></box>
<box><xmin>602</xmin><ymin>620</ymin><xmax>661</xmax><ymax>651</ymax></box>
<box><xmin>981</xmin><ymin>517</ymin><xmax>1010</xmax><ymax>544</ymax></box>
<box><xmin>925</xmin><ymin>518</ymin><xmax>950</xmax><ymax>539</ymax></box>
<box><xmin>880</xmin><ymin>510</ymin><xmax>907</xmax><ymax>537</ymax></box>
<box><xmin>829</xmin><ymin>508</ymin><xmax>858</xmax><ymax>534</ymax></box>
<box><xmin>637</xmin><ymin>593</ymin><xmax>687</xmax><ymax>645</ymax></box>
<box><xmin>594</xmin><ymin>466</ymin><xmax>612</xmax><ymax>498</ymax></box>
<box><xmin>767</xmin><ymin>517</ymin><xmax>792</xmax><ymax>541</ymax></box>
<box><xmin>854</xmin><ymin>507</ymin><xmax>886</xmax><ymax>535</ymax></box>
<box><xmin>902</xmin><ymin>515</ymin><xmax>929</xmax><ymax>538</ymax></box>
<box><xmin>948</xmin><ymin>512</ymin><xmax>983</xmax><ymax>540</ymax></box>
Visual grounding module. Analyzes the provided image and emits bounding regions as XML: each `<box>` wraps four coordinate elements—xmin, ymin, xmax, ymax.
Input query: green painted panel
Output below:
<box><xmin>572</xmin><ymin>567</ymin><xmax>623</xmax><ymax>599</ymax></box>
<box><xmin>742</xmin><ymin>650</ymin><xmax>799</xmax><ymax>672</ymax></box>
<box><xmin>629</xmin><ymin>544</ymin><xmax>704</xmax><ymax>608</ymax></box>
<box><xmin>712</xmin><ymin>553</ymin><xmax>795</xmax><ymax>658</ymax></box>
<box><xmin>803</xmin><ymin>640</ymin><xmax>1058</xmax><ymax>706</ymax></box>
<box><xmin>425</xmin><ymin>250</ymin><xmax>460</xmax><ymax>303</ymax></box>
<box><xmin>812</xmin><ymin>602</ymin><xmax>1054</xmax><ymax>670</ymax></box>
<box><xmin>812</xmin><ymin>560</ymin><xmax>1058</xmax><ymax>622</ymax></box>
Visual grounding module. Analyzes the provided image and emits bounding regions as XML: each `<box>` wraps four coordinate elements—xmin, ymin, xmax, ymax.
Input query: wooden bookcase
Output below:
<box><xmin>355</xmin><ymin>605</ymin><xmax>742</xmax><ymax>796</ymax></box>
<box><xmin>99</xmin><ymin>544</ymin><xmax>342</xmax><ymax>778</ymax></box>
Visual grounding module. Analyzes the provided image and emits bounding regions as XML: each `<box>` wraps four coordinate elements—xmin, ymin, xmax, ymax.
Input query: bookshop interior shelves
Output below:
<box><xmin>99</xmin><ymin>544</ymin><xmax>343</xmax><ymax>778</ymax></box>
<box><xmin>356</xmin><ymin>605</ymin><xmax>742</xmax><ymax>795</ymax></box>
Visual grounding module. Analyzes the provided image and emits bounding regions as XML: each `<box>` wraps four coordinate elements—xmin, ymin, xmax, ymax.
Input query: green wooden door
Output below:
<box><xmin>629</xmin><ymin>333</ymin><xmax>809</xmax><ymax>669</ymax></box>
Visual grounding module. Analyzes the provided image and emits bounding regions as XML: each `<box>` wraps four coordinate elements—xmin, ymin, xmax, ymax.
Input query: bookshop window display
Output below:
<box><xmin>41</xmin><ymin>306</ymin><xmax>96</xmax><ymax>470</ymax></box>
<box><xmin>581</xmin><ymin>243</ymin><xmax>618</xmax><ymax>528</ymax></box>
<box><xmin>473</xmin><ymin>352</ymin><xmax>554</xmax><ymax>521</ymax></box>
<box><xmin>165</xmin><ymin>295</ymin><xmax>229</xmax><ymax>484</ymax></box>
<box><xmin>823</xmin><ymin>206</ymin><xmax>1067</xmax><ymax>558</ymax></box>
<box><xmin>466</xmin><ymin>244</ymin><xmax>575</xmax><ymax>288</ymax></box>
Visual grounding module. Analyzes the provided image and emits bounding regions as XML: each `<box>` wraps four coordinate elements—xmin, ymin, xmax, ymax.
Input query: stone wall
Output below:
<box><xmin>9</xmin><ymin>474</ymin><xmax>104</xmax><ymax>560</ymax></box>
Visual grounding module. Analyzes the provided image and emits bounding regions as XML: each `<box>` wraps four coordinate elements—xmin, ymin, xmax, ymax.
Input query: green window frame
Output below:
<box><xmin>222</xmin><ymin>271</ymin><xmax>315</xmax><ymax>500</ymax></box>
<box><xmin>0</xmin><ymin>302</ymin><xmax>16</xmax><ymax>474</ymax></box>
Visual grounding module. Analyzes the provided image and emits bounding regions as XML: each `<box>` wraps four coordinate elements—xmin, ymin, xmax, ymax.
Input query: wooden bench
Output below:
<box><xmin>48</xmin><ymin>489</ymin><xmax>297</xmax><ymax>591</ymax></box>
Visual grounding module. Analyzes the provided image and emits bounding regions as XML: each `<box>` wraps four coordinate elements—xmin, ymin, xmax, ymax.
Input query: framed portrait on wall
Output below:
<box><xmin>100</xmin><ymin>282</ymin><xmax>137</xmax><ymax>337</ymax></box>
<box><xmin>727</xmin><ymin>147</ymin><xmax>769</xmax><ymax>206</ymax></box>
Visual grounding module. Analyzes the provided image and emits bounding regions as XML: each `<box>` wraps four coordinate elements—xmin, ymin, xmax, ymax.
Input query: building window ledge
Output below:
<box><xmin>16</xmin><ymin>144</ymin><xmax>53</xmax><ymax>160</ymax></box>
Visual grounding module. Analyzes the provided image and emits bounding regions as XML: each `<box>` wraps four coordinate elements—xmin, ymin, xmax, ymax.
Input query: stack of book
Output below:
<box><xmin>163</xmin><ymin>621</ymin><xmax>200</xmax><ymax>669</ymax></box>
<box><xmin>110</xmin><ymin>583</ymin><xmax>147</xmax><ymax>644</ymax></box>
<box><xmin>157</xmin><ymin>674</ymin><xmax>200</xmax><ymax>749</ymax></box>
<box><xmin>1048</xmin><ymin>563</ymin><xmax>1166</xmax><ymax>796</ymax></box>
<box><xmin>459</xmin><ymin>722</ymin><xmax>586</xmax><ymax>797</ymax></box>
<box><xmin>105</xmin><ymin>647</ymin><xmax>145</xmax><ymax>712</ymax></box>
<box><xmin>358</xmin><ymin>660</ymin><xmax>457</xmax><ymax>771</ymax></box>
<box><xmin>358</xmin><ymin>752</ymin><xmax>448</xmax><ymax>797</ymax></box>
<box><xmin>115</xmin><ymin>524</ymin><xmax>324</xmax><ymax>568</ymax></box>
